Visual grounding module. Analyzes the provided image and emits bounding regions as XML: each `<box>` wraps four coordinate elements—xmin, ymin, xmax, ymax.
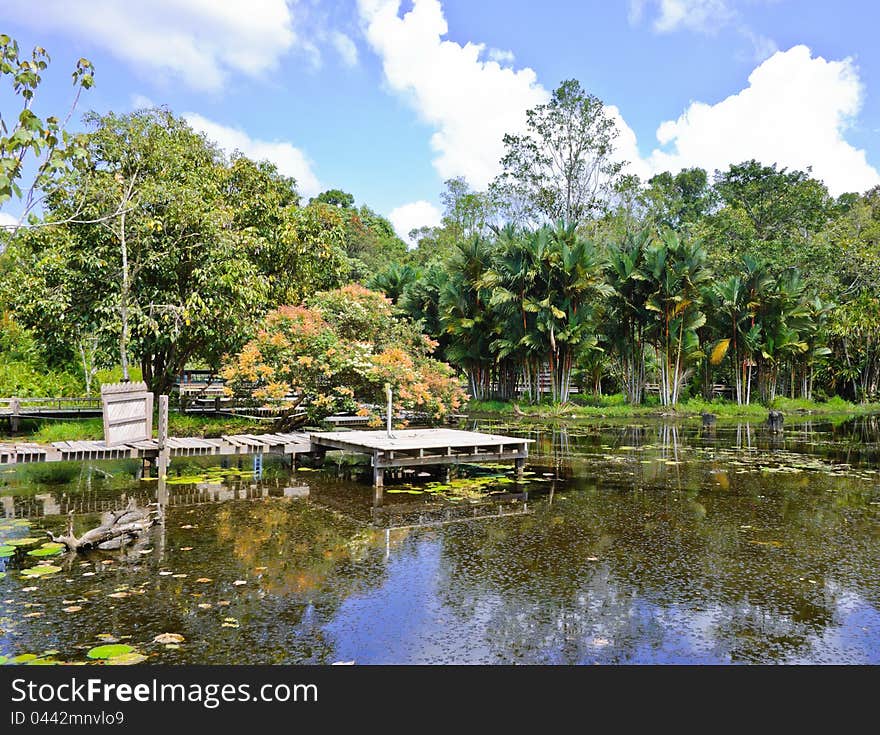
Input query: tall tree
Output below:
<box><xmin>7</xmin><ymin>109</ymin><xmax>269</xmax><ymax>395</ymax></box>
<box><xmin>644</xmin><ymin>168</ymin><xmax>713</xmax><ymax>231</ymax></box>
<box><xmin>492</xmin><ymin>79</ymin><xmax>623</xmax><ymax>226</ymax></box>
<box><xmin>701</xmin><ymin>160</ymin><xmax>833</xmax><ymax>273</ymax></box>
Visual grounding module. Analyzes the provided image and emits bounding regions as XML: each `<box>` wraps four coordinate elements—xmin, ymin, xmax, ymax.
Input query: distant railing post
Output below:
<box><xmin>10</xmin><ymin>397</ymin><xmax>20</xmax><ymax>434</ymax></box>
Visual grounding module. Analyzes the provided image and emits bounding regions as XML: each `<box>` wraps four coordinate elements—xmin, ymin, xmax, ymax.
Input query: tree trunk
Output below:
<box><xmin>49</xmin><ymin>502</ymin><xmax>158</xmax><ymax>552</ymax></box>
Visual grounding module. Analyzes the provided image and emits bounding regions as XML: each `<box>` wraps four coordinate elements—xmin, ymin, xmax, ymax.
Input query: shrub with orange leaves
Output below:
<box><xmin>222</xmin><ymin>286</ymin><xmax>466</xmax><ymax>421</ymax></box>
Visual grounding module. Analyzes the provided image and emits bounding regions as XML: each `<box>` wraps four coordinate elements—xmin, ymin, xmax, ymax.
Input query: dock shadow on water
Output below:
<box><xmin>1</xmin><ymin>415</ymin><xmax>878</xmax><ymax>664</ymax></box>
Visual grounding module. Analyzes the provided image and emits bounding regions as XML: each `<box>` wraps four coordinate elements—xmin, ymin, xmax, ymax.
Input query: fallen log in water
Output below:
<box><xmin>47</xmin><ymin>501</ymin><xmax>160</xmax><ymax>552</ymax></box>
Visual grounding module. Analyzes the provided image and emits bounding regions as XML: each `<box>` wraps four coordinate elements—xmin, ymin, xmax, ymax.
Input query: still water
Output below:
<box><xmin>1</xmin><ymin>417</ymin><xmax>878</xmax><ymax>664</ymax></box>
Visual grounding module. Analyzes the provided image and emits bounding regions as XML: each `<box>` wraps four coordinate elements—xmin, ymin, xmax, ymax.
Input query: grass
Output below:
<box><xmin>468</xmin><ymin>393</ymin><xmax>880</xmax><ymax>420</ymax></box>
<box><xmin>11</xmin><ymin>413</ymin><xmax>270</xmax><ymax>443</ymax></box>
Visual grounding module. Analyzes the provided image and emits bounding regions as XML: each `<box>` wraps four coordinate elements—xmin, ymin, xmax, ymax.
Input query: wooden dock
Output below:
<box><xmin>0</xmin><ymin>428</ymin><xmax>531</xmax><ymax>488</ymax></box>
<box><xmin>310</xmin><ymin>428</ymin><xmax>532</xmax><ymax>487</ymax></box>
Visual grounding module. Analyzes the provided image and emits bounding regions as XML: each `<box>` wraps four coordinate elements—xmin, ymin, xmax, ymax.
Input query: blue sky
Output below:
<box><xmin>2</xmin><ymin>1</ymin><xmax>879</xmax><ymax>238</ymax></box>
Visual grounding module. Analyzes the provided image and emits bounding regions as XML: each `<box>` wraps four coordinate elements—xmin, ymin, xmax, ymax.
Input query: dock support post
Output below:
<box><xmin>10</xmin><ymin>397</ymin><xmax>20</xmax><ymax>434</ymax></box>
<box><xmin>157</xmin><ymin>395</ymin><xmax>170</xmax><ymax>480</ymax></box>
<box><xmin>515</xmin><ymin>456</ymin><xmax>525</xmax><ymax>479</ymax></box>
<box><xmin>373</xmin><ymin>464</ymin><xmax>384</xmax><ymax>488</ymax></box>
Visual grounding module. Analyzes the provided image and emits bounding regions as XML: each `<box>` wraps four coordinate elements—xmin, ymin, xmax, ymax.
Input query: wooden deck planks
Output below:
<box><xmin>310</xmin><ymin>428</ymin><xmax>531</xmax><ymax>453</ymax></box>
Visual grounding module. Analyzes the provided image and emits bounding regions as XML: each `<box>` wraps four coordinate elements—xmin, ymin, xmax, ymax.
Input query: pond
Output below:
<box><xmin>1</xmin><ymin>415</ymin><xmax>878</xmax><ymax>664</ymax></box>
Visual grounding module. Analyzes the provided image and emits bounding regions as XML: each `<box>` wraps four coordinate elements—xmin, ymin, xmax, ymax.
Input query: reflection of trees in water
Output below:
<box><xmin>206</xmin><ymin>499</ymin><xmax>393</xmax><ymax>661</ymax></box>
<box><xmin>431</xmin><ymin>464</ymin><xmax>879</xmax><ymax>663</ymax></box>
<box><xmin>3</xmin><ymin>498</ymin><xmax>393</xmax><ymax>665</ymax></box>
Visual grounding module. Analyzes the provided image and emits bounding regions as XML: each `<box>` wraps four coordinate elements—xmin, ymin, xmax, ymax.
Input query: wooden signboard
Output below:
<box><xmin>101</xmin><ymin>382</ymin><xmax>153</xmax><ymax>447</ymax></box>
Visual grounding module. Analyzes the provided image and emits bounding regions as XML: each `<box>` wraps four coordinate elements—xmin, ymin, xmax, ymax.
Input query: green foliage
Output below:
<box><xmin>0</xmin><ymin>34</ymin><xmax>93</xmax><ymax>222</ymax></box>
<box><xmin>644</xmin><ymin>168</ymin><xmax>714</xmax><ymax>231</ymax></box>
<box><xmin>699</xmin><ymin>160</ymin><xmax>835</xmax><ymax>275</ymax></box>
<box><xmin>0</xmin><ymin>361</ymin><xmax>82</xmax><ymax>397</ymax></box>
<box><xmin>311</xmin><ymin>189</ymin><xmax>354</xmax><ymax>208</ymax></box>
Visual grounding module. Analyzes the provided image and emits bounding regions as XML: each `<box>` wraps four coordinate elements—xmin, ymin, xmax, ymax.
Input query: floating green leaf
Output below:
<box><xmin>7</xmin><ymin>537</ymin><xmax>41</xmax><ymax>547</ymax></box>
<box><xmin>27</xmin><ymin>546</ymin><xmax>63</xmax><ymax>557</ymax></box>
<box><xmin>106</xmin><ymin>652</ymin><xmax>147</xmax><ymax>665</ymax></box>
<box><xmin>87</xmin><ymin>644</ymin><xmax>134</xmax><ymax>660</ymax></box>
<box><xmin>11</xmin><ymin>653</ymin><xmax>38</xmax><ymax>663</ymax></box>
<box><xmin>20</xmin><ymin>565</ymin><xmax>62</xmax><ymax>577</ymax></box>
<box><xmin>0</xmin><ymin>545</ymin><xmax>13</xmax><ymax>557</ymax></box>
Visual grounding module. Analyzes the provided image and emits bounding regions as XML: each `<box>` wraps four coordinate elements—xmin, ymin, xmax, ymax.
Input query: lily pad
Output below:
<box><xmin>106</xmin><ymin>652</ymin><xmax>147</xmax><ymax>665</ymax></box>
<box><xmin>87</xmin><ymin>644</ymin><xmax>134</xmax><ymax>660</ymax></box>
<box><xmin>0</xmin><ymin>572</ymin><xmax>5</xmax><ymax>580</ymax></box>
<box><xmin>7</xmin><ymin>537</ymin><xmax>41</xmax><ymax>547</ymax></box>
<box><xmin>11</xmin><ymin>653</ymin><xmax>38</xmax><ymax>663</ymax></box>
<box><xmin>21</xmin><ymin>565</ymin><xmax>62</xmax><ymax>577</ymax></box>
<box><xmin>0</xmin><ymin>545</ymin><xmax>15</xmax><ymax>557</ymax></box>
<box><xmin>27</xmin><ymin>545</ymin><xmax>63</xmax><ymax>557</ymax></box>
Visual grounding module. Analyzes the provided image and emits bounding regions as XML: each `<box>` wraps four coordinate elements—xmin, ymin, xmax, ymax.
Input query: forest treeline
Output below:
<box><xmin>367</xmin><ymin>82</ymin><xmax>880</xmax><ymax>408</ymax></box>
<box><xmin>1</xmin><ymin>39</ymin><xmax>878</xmax><ymax>415</ymax></box>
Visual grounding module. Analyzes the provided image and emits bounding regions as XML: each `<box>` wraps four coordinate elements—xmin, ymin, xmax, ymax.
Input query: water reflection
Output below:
<box><xmin>0</xmin><ymin>416</ymin><xmax>878</xmax><ymax>664</ymax></box>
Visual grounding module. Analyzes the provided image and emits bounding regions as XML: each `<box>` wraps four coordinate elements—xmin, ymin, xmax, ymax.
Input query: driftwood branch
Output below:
<box><xmin>48</xmin><ymin>500</ymin><xmax>159</xmax><ymax>552</ymax></box>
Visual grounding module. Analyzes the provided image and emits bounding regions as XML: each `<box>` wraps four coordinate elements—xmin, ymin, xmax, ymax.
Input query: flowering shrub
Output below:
<box><xmin>222</xmin><ymin>287</ymin><xmax>466</xmax><ymax>422</ymax></box>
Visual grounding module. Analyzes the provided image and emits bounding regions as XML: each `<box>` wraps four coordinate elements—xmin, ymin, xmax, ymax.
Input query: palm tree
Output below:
<box><xmin>604</xmin><ymin>228</ymin><xmax>652</xmax><ymax>404</ymax></box>
<box><xmin>795</xmin><ymin>295</ymin><xmax>833</xmax><ymax>399</ymax></box>
<box><xmin>398</xmin><ymin>262</ymin><xmax>448</xmax><ymax>351</ymax></box>
<box><xmin>481</xmin><ymin>224</ymin><xmax>537</xmax><ymax>400</ymax></box>
<box><xmin>439</xmin><ymin>236</ymin><xmax>495</xmax><ymax>400</ymax></box>
<box><xmin>643</xmin><ymin>231</ymin><xmax>710</xmax><ymax>406</ymax></box>
<box><xmin>754</xmin><ymin>268</ymin><xmax>810</xmax><ymax>402</ymax></box>
<box><xmin>367</xmin><ymin>262</ymin><xmax>419</xmax><ymax>304</ymax></box>
<box><xmin>525</xmin><ymin>224</ymin><xmax>610</xmax><ymax>403</ymax></box>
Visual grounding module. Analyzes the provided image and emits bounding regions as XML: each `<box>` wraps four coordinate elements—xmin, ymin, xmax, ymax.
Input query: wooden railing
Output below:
<box><xmin>0</xmin><ymin>396</ymin><xmax>103</xmax><ymax>414</ymax></box>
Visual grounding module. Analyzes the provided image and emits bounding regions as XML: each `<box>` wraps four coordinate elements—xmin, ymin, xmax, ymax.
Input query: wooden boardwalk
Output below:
<box><xmin>0</xmin><ymin>432</ymin><xmax>312</xmax><ymax>466</ymax></box>
<box><xmin>0</xmin><ymin>428</ymin><xmax>531</xmax><ymax>488</ymax></box>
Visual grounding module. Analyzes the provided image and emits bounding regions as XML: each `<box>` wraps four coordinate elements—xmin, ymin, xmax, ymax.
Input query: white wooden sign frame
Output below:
<box><xmin>101</xmin><ymin>382</ymin><xmax>153</xmax><ymax>447</ymax></box>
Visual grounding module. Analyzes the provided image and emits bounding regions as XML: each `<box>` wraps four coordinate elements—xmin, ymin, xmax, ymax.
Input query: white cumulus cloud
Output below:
<box><xmin>646</xmin><ymin>45</ymin><xmax>880</xmax><ymax>195</ymax></box>
<box><xmin>184</xmin><ymin>113</ymin><xmax>323</xmax><ymax>198</ymax></box>
<box><xmin>357</xmin><ymin>0</ymin><xmax>548</xmax><ymax>189</ymax></box>
<box><xmin>130</xmin><ymin>94</ymin><xmax>155</xmax><ymax>110</ymax></box>
<box><xmin>487</xmin><ymin>48</ymin><xmax>515</xmax><ymax>65</ymax></box>
<box><xmin>0</xmin><ymin>212</ymin><xmax>20</xmax><ymax>230</ymax></box>
<box><xmin>655</xmin><ymin>0</ymin><xmax>732</xmax><ymax>33</ymax></box>
<box><xmin>388</xmin><ymin>200</ymin><xmax>442</xmax><ymax>243</ymax></box>
<box><xmin>2</xmin><ymin>0</ymin><xmax>298</xmax><ymax>91</ymax></box>
<box><xmin>331</xmin><ymin>32</ymin><xmax>359</xmax><ymax>67</ymax></box>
